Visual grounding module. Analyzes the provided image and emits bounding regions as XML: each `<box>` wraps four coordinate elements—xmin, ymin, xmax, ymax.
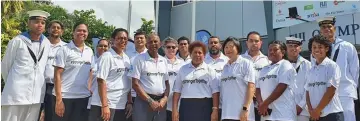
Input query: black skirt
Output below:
<box><xmin>179</xmin><ymin>98</ymin><xmax>213</xmax><ymax>121</ymax></box>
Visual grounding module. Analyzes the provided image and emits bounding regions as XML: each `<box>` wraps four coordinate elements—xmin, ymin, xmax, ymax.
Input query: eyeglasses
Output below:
<box><xmin>97</xmin><ymin>45</ymin><xmax>108</xmax><ymax>48</ymax></box>
<box><xmin>166</xmin><ymin>46</ymin><xmax>176</xmax><ymax>49</ymax></box>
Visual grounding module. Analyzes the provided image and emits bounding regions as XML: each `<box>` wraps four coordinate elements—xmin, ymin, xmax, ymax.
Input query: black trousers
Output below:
<box><xmin>38</xmin><ymin>83</ymin><xmax>55</xmax><ymax>121</ymax></box>
<box><xmin>355</xmin><ymin>99</ymin><xmax>360</xmax><ymax>121</ymax></box>
<box><xmin>309</xmin><ymin>112</ymin><xmax>344</xmax><ymax>121</ymax></box>
<box><xmin>89</xmin><ymin>105</ymin><xmax>116</xmax><ymax>121</ymax></box>
<box><xmin>166</xmin><ymin>110</ymin><xmax>172</xmax><ymax>121</ymax></box>
<box><xmin>52</xmin><ymin>97</ymin><xmax>90</xmax><ymax>121</ymax></box>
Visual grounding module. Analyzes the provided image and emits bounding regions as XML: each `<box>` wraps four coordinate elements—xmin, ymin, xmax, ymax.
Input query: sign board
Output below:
<box><xmin>273</xmin><ymin>1</ymin><xmax>360</xmax><ymax>29</ymax></box>
<box><xmin>275</xmin><ymin>13</ymin><xmax>360</xmax><ymax>51</ymax></box>
<box><xmin>196</xmin><ymin>30</ymin><xmax>211</xmax><ymax>46</ymax></box>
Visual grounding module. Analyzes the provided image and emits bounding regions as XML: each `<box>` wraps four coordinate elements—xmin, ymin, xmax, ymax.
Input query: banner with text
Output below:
<box><xmin>273</xmin><ymin>1</ymin><xmax>360</xmax><ymax>29</ymax></box>
<box><xmin>275</xmin><ymin>13</ymin><xmax>360</xmax><ymax>51</ymax></box>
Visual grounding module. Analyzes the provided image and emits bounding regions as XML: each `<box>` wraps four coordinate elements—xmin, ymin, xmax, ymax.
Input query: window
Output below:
<box><xmin>172</xmin><ymin>0</ymin><xmax>191</xmax><ymax>7</ymax></box>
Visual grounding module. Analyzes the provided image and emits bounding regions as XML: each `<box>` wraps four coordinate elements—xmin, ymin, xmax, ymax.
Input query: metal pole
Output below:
<box><xmin>191</xmin><ymin>0</ymin><xmax>196</xmax><ymax>42</ymax></box>
<box><xmin>127</xmin><ymin>0</ymin><xmax>132</xmax><ymax>33</ymax></box>
<box><xmin>155</xmin><ymin>0</ymin><xmax>159</xmax><ymax>33</ymax></box>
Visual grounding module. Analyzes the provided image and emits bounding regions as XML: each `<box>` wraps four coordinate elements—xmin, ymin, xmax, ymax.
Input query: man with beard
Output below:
<box><xmin>204</xmin><ymin>36</ymin><xmax>228</xmax><ymax>121</ymax></box>
<box><xmin>1</xmin><ymin>10</ymin><xmax>51</xmax><ymax>121</ymax></box>
<box><xmin>316</xmin><ymin>16</ymin><xmax>359</xmax><ymax>121</ymax></box>
<box><xmin>176</xmin><ymin>36</ymin><xmax>191</xmax><ymax>63</ymax></box>
<box><xmin>40</xmin><ymin>20</ymin><xmax>67</xmax><ymax>121</ymax></box>
<box><xmin>128</xmin><ymin>33</ymin><xmax>170</xmax><ymax>121</ymax></box>
<box><xmin>241</xmin><ymin>31</ymin><xmax>271</xmax><ymax>121</ymax></box>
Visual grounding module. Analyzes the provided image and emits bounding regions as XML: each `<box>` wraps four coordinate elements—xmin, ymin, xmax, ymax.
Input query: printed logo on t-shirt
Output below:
<box><xmin>146</xmin><ymin>72</ymin><xmax>165</xmax><ymax>76</ymax></box>
<box><xmin>215</xmin><ymin>69</ymin><xmax>223</xmax><ymax>73</ymax></box>
<box><xmin>168</xmin><ymin>71</ymin><xmax>177</xmax><ymax>76</ymax></box>
<box><xmin>48</xmin><ymin>56</ymin><xmax>55</xmax><ymax>60</ymax></box>
<box><xmin>255</xmin><ymin>67</ymin><xmax>262</xmax><ymax>71</ymax></box>
<box><xmin>307</xmin><ymin>82</ymin><xmax>327</xmax><ymax>87</ymax></box>
<box><xmin>221</xmin><ymin>76</ymin><xmax>236</xmax><ymax>82</ymax></box>
<box><xmin>116</xmin><ymin>67</ymin><xmax>130</xmax><ymax>73</ymax></box>
<box><xmin>182</xmin><ymin>79</ymin><xmax>207</xmax><ymax>84</ymax></box>
<box><xmin>259</xmin><ymin>75</ymin><xmax>277</xmax><ymax>81</ymax></box>
<box><xmin>70</xmin><ymin>61</ymin><xmax>91</xmax><ymax>65</ymax></box>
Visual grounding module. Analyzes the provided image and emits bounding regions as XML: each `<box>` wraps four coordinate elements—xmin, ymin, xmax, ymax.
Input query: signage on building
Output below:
<box><xmin>275</xmin><ymin>13</ymin><xmax>360</xmax><ymax>51</ymax></box>
<box><xmin>196</xmin><ymin>30</ymin><xmax>211</xmax><ymax>46</ymax></box>
<box><xmin>273</xmin><ymin>1</ymin><xmax>360</xmax><ymax>29</ymax></box>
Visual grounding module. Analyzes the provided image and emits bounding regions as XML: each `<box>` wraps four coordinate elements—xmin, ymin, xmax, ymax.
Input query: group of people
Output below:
<box><xmin>1</xmin><ymin>10</ymin><xmax>359</xmax><ymax>121</ymax></box>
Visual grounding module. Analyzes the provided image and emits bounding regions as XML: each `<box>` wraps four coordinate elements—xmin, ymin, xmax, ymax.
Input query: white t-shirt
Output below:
<box><xmin>176</xmin><ymin>53</ymin><xmax>191</xmax><ymax>63</ymax></box>
<box><xmin>87</xmin><ymin>56</ymin><xmax>99</xmax><ymax>109</ymax></box>
<box><xmin>165</xmin><ymin>57</ymin><xmax>185</xmax><ymax>111</ymax></box>
<box><xmin>44</xmin><ymin>41</ymin><xmax>67</xmax><ymax>84</ymax></box>
<box><xmin>204</xmin><ymin>53</ymin><xmax>229</xmax><ymax>77</ymax></box>
<box><xmin>91</xmin><ymin>48</ymin><xmax>131</xmax><ymax>109</ymax></box>
<box><xmin>256</xmin><ymin>59</ymin><xmax>297</xmax><ymax>121</ymax></box>
<box><xmin>305</xmin><ymin>57</ymin><xmax>343</xmax><ymax>117</ymax></box>
<box><xmin>173</xmin><ymin>62</ymin><xmax>219</xmax><ymax>98</ymax></box>
<box><xmin>53</xmin><ymin>41</ymin><xmax>93</xmax><ymax>98</ymax></box>
<box><xmin>330</xmin><ymin>38</ymin><xmax>359</xmax><ymax>99</ymax></box>
<box><xmin>220</xmin><ymin>56</ymin><xmax>255</xmax><ymax>120</ymax></box>
<box><xmin>241</xmin><ymin>51</ymin><xmax>271</xmax><ymax>83</ymax></box>
<box><xmin>290</xmin><ymin>56</ymin><xmax>312</xmax><ymax>116</ymax></box>
<box><xmin>128</xmin><ymin>52</ymin><xmax>169</xmax><ymax>95</ymax></box>
<box><xmin>127</xmin><ymin>48</ymin><xmax>147</xmax><ymax>97</ymax></box>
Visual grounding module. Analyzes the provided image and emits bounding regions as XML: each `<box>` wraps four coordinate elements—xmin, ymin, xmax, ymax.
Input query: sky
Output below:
<box><xmin>53</xmin><ymin>0</ymin><xmax>155</xmax><ymax>38</ymax></box>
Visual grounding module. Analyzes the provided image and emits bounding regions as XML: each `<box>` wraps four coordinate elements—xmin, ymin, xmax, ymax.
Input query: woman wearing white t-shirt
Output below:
<box><xmin>89</xmin><ymin>28</ymin><xmax>132</xmax><ymax>121</ymax></box>
<box><xmin>256</xmin><ymin>41</ymin><xmax>297</xmax><ymax>121</ymax></box>
<box><xmin>220</xmin><ymin>37</ymin><xmax>256</xmax><ymax>121</ymax></box>
<box><xmin>305</xmin><ymin>35</ymin><xmax>344</xmax><ymax>121</ymax></box>
<box><xmin>162</xmin><ymin>37</ymin><xmax>184</xmax><ymax>121</ymax></box>
<box><xmin>53</xmin><ymin>23</ymin><xmax>94</xmax><ymax>121</ymax></box>
<box><xmin>87</xmin><ymin>39</ymin><xmax>110</xmax><ymax>110</ymax></box>
<box><xmin>172</xmin><ymin>41</ymin><xmax>220</xmax><ymax>121</ymax></box>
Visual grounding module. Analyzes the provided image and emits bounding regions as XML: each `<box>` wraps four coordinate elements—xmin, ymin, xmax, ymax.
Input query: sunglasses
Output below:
<box><xmin>166</xmin><ymin>46</ymin><xmax>176</xmax><ymax>49</ymax></box>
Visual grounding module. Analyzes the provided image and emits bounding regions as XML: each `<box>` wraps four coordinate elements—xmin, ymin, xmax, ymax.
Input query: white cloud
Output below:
<box><xmin>53</xmin><ymin>0</ymin><xmax>155</xmax><ymax>38</ymax></box>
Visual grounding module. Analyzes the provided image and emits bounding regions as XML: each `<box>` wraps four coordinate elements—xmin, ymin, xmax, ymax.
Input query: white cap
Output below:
<box><xmin>285</xmin><ymin>37</ymin><xmax>303</xmax><ymax>45</ymax></box>
<box><xmin>316</xmin><ymin>16</ymin><xmax>335</xmax><ymax>26</ymax></box>
<box><xmin>27</xmin><ymin>10</ymin><xmax>50</xmax><ymax>19</ymax></box>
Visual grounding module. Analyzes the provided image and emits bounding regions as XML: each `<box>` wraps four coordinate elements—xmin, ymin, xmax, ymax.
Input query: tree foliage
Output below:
<box><xmin>1</xmin><ymin>1</ymin><xmax>116</xmax><ymax>89</ymax></box>
<box><xmin>135</xmin><ymin>18</ymin><xmax>154</xmax><ymax>35</ymax></box>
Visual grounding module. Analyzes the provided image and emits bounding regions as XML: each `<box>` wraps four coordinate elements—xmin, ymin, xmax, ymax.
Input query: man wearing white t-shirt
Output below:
<box><xmin>241</xmin><ymin>31</ymin><xmax>271</xmax><ymax>121</ymax></box>
<box><xmin>316</xmin><ymin>17</ymin><xmax>359</xmax><ymax>121</ymax></box>
<box><xmin>42</xmin><ymin>20</ymin><xmax>67</xmax><ymax>121</ymax></box>
<box><xmin>176</xmin><ymin>36</ymin><xmax>191</xmax><ymax>63</ymax></box>
<box><xmin>204</xmin><ymin>36</ymin><xmax>228</xmax><ymax>121</ymax></box>
<box><xmin>285</xmin><ymin>37</ymin><xmax>312</xmax><ymax>121</ymax></box>
<box><xmin>126</xmin><ymin>31</ymin><xmax>148</xmax><ymax>105</ymax></box>
<box><xmin>128</xmin><ymin>33</ymin><xmax>170</xmax><ymax>121</ymax></box>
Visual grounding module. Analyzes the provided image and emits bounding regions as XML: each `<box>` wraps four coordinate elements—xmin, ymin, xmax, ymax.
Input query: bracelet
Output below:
<box><xmin>146</xmin><ymin>97</ymin><xmax>154</xmax><ymax>103</ymax></box>
<box><xmin>212</xmin><ymin>107</ymin><xmax>219</xmax><ymax>110</ymax></box>
<box><xmin>127</xmin><ymin>102</ymin><xmax>133</xmax><ymax>105</ymax></box>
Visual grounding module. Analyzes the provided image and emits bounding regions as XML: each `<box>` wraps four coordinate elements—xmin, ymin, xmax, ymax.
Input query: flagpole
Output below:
<box><xmin>155</xmin><ymin>0</ymin><xmax>159</xmax><ymax>33</ymax></box>
<box><xmin>191</xmin><ymin>0</ymin><xmax>196</xmax><ymax>42</ymax></box>
<box><xmin>127</xmin><ymin>0</ymin><xmax>132</xmax><ymax>33</ymax></box>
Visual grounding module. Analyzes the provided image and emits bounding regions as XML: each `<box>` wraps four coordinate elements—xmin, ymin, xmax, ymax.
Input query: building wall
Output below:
<box><xmin>169</xmin><ymin>1</ymin><xmax>268</xmax><ymax>41</ymax></box>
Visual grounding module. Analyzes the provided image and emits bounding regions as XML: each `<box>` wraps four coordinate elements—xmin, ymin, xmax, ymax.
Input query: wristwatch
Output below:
<box><xmin>242</xmin><ymin>106</ymin><xmax>248</xmax><ymax>111</ymax></box>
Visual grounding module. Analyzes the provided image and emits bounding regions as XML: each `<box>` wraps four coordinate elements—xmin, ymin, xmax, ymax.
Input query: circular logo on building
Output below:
<box><xmin>196</xmin><ymin>30</ymin><xmax>211</xmax><ymax>45</ymax></box>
